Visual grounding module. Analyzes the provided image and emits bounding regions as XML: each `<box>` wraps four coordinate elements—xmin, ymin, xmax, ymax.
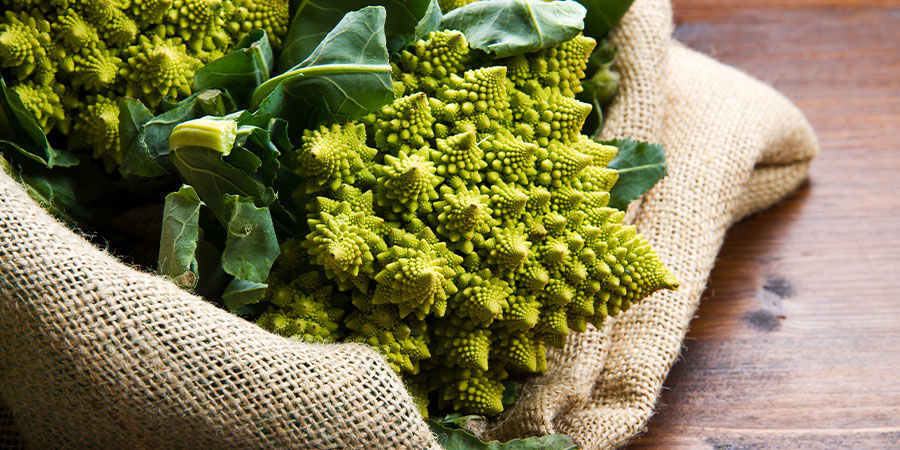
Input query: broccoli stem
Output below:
<box><xmin>169</xmin><ymin>117</ymin><xmax>238</xmax><ymax>155</ymax></box>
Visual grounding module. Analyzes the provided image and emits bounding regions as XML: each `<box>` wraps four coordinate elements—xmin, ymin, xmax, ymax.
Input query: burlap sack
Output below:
<box><xmin>0</xmin><ymin>0</ymin><xmax>818</xmax><ymax>447</ymax></box>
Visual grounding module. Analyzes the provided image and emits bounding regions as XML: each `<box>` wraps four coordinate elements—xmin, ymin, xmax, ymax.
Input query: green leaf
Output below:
<box><xmin>440</xmin><ymin>0</ymin><xmax>586</xmax><ymax>58</ymax></box>
<box><xmin>268</xmin><ymin>118</ymin><xmax>293</xmax><ymax>151</ymax></box>
<box><xmin>221</xmin><ymin>195</ymin><xmax>279</xmax><ymax>283</ymax></box>
<box><xmin>169</xmin><ymin>145</ymin><xmax>270</xmax><ymax>221</ymax></box>
<box><xmin>118</xmin><ymin>98</ymin><xmax>169</xmax><ymax>178</ymax></box>
<box><xmin>252</xmin><ymin>7</ymin><xmax>394</xmax><ymax>125</ymax></box>
<box><xmin>429</xmin><ymin>421</ymin><xmax>579</xmax><ymax>450</ymax></box>
<box><xmin>277</xmin><ymin>0</ymin><xmax>437</xmax><ymax>73</ymax></box>
<box><xmin>575</xmin><ymin>0</ymin><xmax>634</xmax><ymax>40</ymax></box>
<box><xmin>414</xmin><ymin>0</ymin><xmax>444</xmax><ymax>43</ymax></box>
<box><xmin>193</xmin><ymin>30</ymin><xmax>274</xmax><ymax>107</ymax></box>
<box><xmin>605</xmin><ymin>138</ymin><xmax>667</xmax><ymax>210</ymax></box>
<box><xmin>234</xmin><ymin>124</ymin><xmax>281</xmax><ymax>186</ymax></box>
<box><xmin>0</xmin><ymin>77</ymin><xmax>78</xmax><ymax>168</ymax></box>
<box><xmin>222</xmin><ymin>278</ymin><xmax>269</xmax><ymax>311</ymax></box>
<box><xmin>158</xmin><ymin>185</ymin><xmax>203</xmax><ymax>290</ymax></box>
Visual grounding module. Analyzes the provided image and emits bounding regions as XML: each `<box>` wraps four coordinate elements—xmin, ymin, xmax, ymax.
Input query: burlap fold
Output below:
<box><xmin>0</xmin><ymin>0</ymin><xmax>817</xmax><ymax>447</ymax></box>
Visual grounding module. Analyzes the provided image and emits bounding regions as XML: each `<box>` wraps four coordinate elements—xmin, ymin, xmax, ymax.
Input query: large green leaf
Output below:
<box><xmin>440</xmin><ymin>0</ymin><xmax>586</xmax><ymax>58</ymax></box>
<box><xmin>252</xmin><ymin>7</ymin><xmax>394</xmax><ymax>125</ymax></box>
<box><xmin>575</xmin><ymin>0</ymin><xmax>634</xmax><ymax>40</ymax></box>
<box><xmin>193</xmin><ymin>30</ymin><xmax>274</xmax><ymax>107</ymax></box>
<box><xmin>0</xmin><ymin>77</ymin><xmax>78</xmax><ymax>168</ymax></box>
<box><xmin>158</xmin><ymin>185</ymin><xmax>204</xmax><ymax>290</ymax></box>
<box><xmin>277</xmin><ymin>0</ymin><xmax>438</xmax><ymax>73</ymax></box>
<box><xmin>605</xmin><ymin>138</ymin><xmax>667</xmax><ymax>210</ymax></box>
<box><xmin>221</xmin><ymin>195</ymin><xmax>280</xmax><ymax>283</ymax></box>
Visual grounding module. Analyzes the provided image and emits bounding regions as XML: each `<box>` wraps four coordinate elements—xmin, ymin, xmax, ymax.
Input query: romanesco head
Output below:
<box><xmin>259</xmin><ymin>31</ymin><xmax>679</xmax><ymax>416</ymax></box>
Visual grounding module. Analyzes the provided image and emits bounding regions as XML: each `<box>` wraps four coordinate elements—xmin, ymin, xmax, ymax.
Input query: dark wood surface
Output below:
<box><xmin>631</xmin><ymin>1</ymin><xmax>900</xmax><ymax>448</ymax></box>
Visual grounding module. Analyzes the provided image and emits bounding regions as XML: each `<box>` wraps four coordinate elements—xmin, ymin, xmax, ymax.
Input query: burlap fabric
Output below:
<box><xmin>0</xmin><ymin>0</ymin><xmax>818</xmax><ymax>447</ymax></box>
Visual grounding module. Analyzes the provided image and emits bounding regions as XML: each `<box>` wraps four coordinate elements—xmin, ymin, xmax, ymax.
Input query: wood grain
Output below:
<box><xmin>631</xmin><ymin>1</ymin><xmax>900</xmax><ymax>448</ymax></box>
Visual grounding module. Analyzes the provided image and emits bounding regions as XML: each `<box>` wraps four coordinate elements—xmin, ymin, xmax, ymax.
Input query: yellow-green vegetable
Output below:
<box><xmin>257</xmin><ymin>30</ymin><xmax>678</xmax><ymax>416</ymax></box>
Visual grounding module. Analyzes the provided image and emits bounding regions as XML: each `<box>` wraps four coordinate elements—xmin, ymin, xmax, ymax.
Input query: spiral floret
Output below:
<box><xmin>292</xmin><ymin>122</ymin><xmax>377</xmax><ymax>193</ymax></box>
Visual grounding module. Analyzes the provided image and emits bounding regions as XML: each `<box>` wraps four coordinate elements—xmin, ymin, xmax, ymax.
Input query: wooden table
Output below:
<box><xmin>632</xmin><ymin>1</ymin><xmax>900</xmax><ymax>447</ymax></box>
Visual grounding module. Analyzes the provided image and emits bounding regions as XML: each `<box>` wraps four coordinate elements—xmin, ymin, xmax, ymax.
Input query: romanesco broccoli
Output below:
<box><xmin>257</xmin><ymin>30</ymin><xmax>679</xmax><ymax>416</ymax></box>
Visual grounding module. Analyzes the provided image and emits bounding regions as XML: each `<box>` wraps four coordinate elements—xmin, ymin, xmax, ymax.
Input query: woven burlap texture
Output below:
<box><xmin>0</xmin><ymin>0</ymin><xmax>818</xmax><ymax>447</ymax></box>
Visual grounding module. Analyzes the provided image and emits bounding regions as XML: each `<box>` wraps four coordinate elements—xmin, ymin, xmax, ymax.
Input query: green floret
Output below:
<box><xmin>228</xmin><ymin>0</ymin><xmax>290</xmax><ymax>49</ymax></box>
<box><xmin>536</xmin><ymin>140</ymin><xmax>593</xmax><ymax>188</ymax></box>
<box><xmin>258</xmin><ymin>277</ymin><xmax>345</xmax><ymax>343</ymax></box>
<box><xmin>481</xmin><ymin>178</ymin><xmax>528</xmax><ymax>224</ymax></box>
<box><xmin>11</xmin><ymin>81</ymin><xmax>63</xmax><ymax>133</ymax></box>
<box><xmin>165</xmin><ymin>0</ymin><xmax>228</xmax><ymax>48</ymax></box>
<box><xmin>374</xmin><ymin>147</ymin><xmax>442</xmax><ymax>220</ymax></box>
<box><xmin>123</xmin><ymin>34</ymin><xmax>202</xmax><ymax>107</ymax></box>
<box><xmin>430</xmin><ymin>131</ymin><xmax>486</xmax><ymax>183</ymax></box>
<box><xmin>54</xmin><ymin>9</ymin><xmax>100</xmax><ymax>51</ymax></box>
<box><xmin>262</xmin><ymin>31</ymin><xmax>679</xmax><ymax>416</ymax></box>
<box><xmin>372</xmin><ymin>234</ymin><xmax>460</xmax><ymax>320</ymax></box>
<box><xmin>132</xmin><ymin>0</ymin><xmax>172</xmax><ymax>28</ymax></box>
<box><xmin>346</xmin><ymin>292</ymin><xmax>432</xmax><ymax>375</ymax></box>
<box><xmin>72</xmin><ymin>95</ymin><xmax>119</xmax><ymax>165</ymax></box>
<box><xmin>70</xmin><ymin>48</ymin><xmax>120</xmax><ymax>91</ymax></box>
<box><xmin>433</xmin><ymin>317</ymin><xmax>491</xmax><ymax>371</ymax></box>
<box><xmin>481</xmin><ymin>129</ymin><xmax>538</xmax><ymax>184</ymax></box>
<box><xmin>451</xmin><ymin>270</ymin><xmax>512</xmax><ymax>325</ymax></box>
<box><xmin>0</xmin><ymin>0</ymin><xmax>290</xmax><ymax>168</ymax></box>
<box><xmin>430</xmin><ymin>177</ymin><xmax>495</xmax><ymax>243</ymax></box>
<box><xmin>498</xmin><ymin>291</ymin><xmax>541</xmax><ymax>331</ymax></box>
<box><xmin>434</xmin><ymin>367</ymin><xmax>506</xmax><ymax>415</ymax></box>
<box><xmin>435</xmin><ymin>66</ymin><xmax>511</xmax><ymax>135</ymax></box>
<box><xmin>370</xmin><ymin>92</ymin><xmax>436</xmax><ymax>155</ymax></box>
<box><xmin>302</xmin><ymin>201</ymin><xmax>386</xmax><ymax>292</ymax></box>
<box><xmin>436</xmin><ymin>0</ymin><xmax>479</xmax><ymax>13</ymax></box>
<box><xmin>481</xmin><ymin>224</ymin><xmax>531</xmax><ymax>275</ymax></box>
<box><xmin>492</xmin><ymin>328</ymin><xmax>541</xmax><ymax>373</ymax></box>
<box><xmin>290</xmin><ymin>122</ymin><xmax>377</xmax><ymax>193</ymax></box>
<box><xmin>393</xmin><ymin>30</ymin><xmax>469</xmax><ymax>96</ymax></box>
<box><xmin>0</xmin><ymin>11</ymin><xmax>53</xmax><ymax>82</ymax></box>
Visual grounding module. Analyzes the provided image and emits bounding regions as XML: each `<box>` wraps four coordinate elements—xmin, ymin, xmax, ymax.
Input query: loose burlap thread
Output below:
<box><xmin>0</xmin><ymin>0</ymin><xmax>817</xmax><ymax>447</ymax></box>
